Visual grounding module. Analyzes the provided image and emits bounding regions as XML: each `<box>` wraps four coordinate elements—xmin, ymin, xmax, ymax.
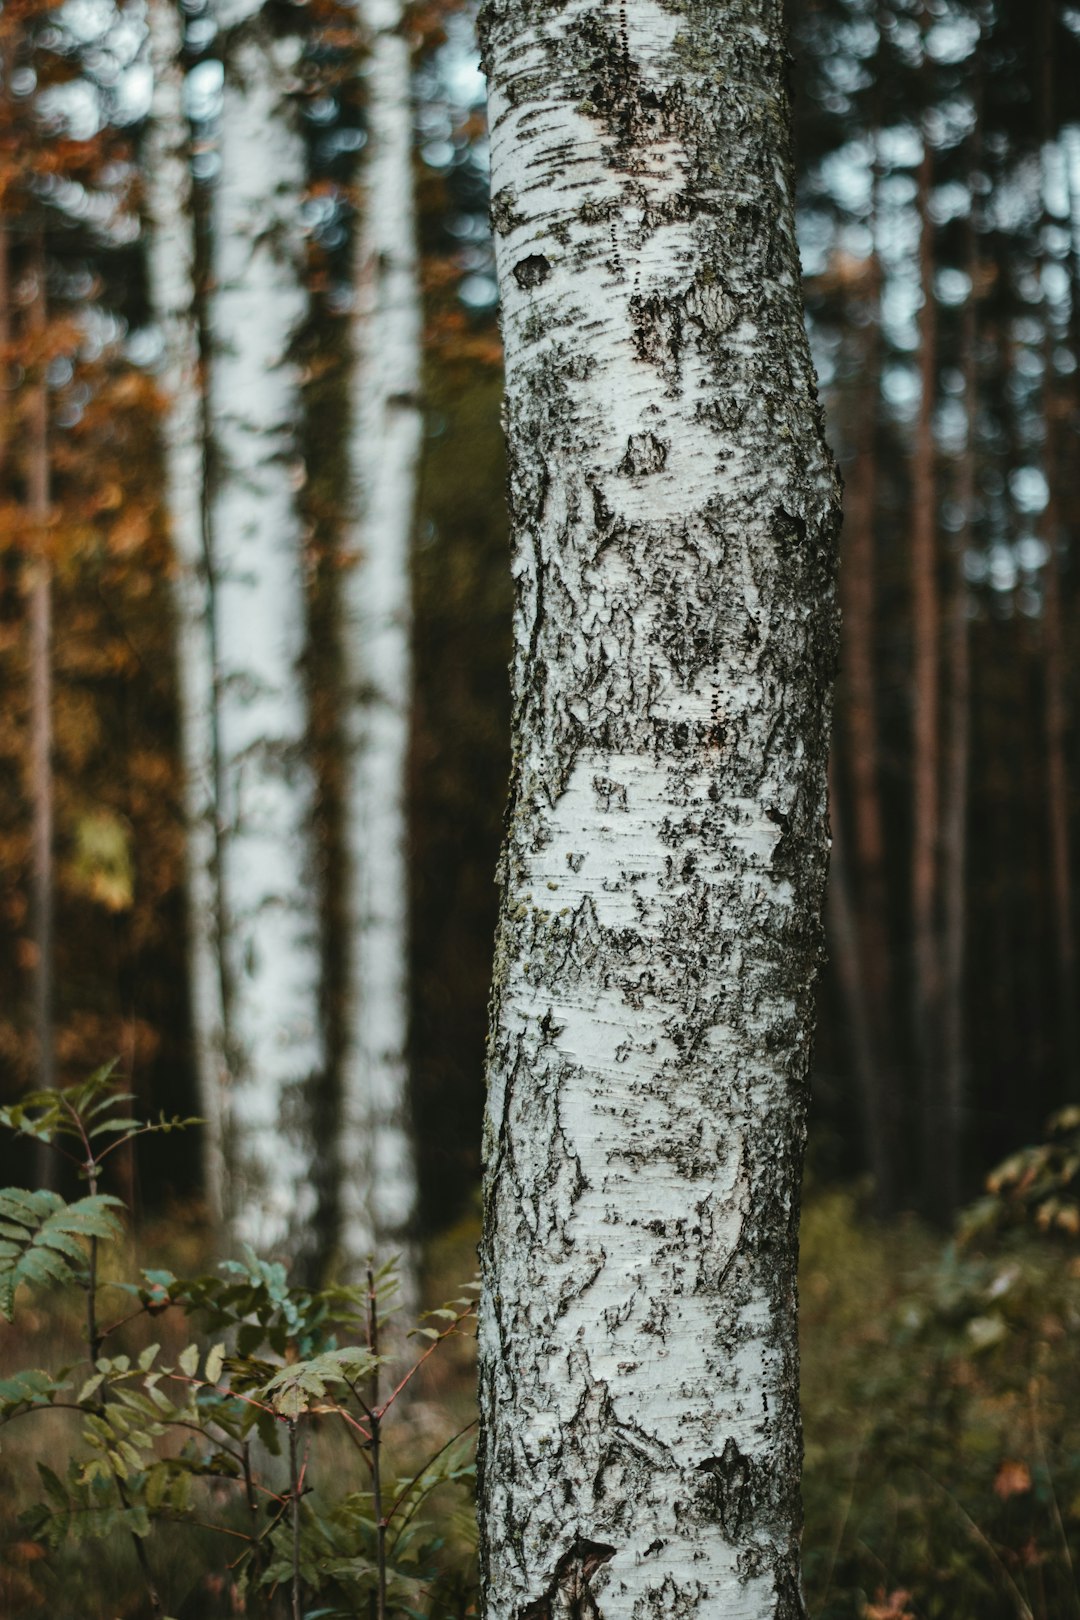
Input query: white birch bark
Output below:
<box><xmin>477</xmin><ymin>5</ymin><xmax>840</xmax><ymax>1619</ymax></box>
<box><xmin>144</xmin><ymin>0</ymin><xmax>227</xmax><ymax>1218</ymax></box>
<box><xmin>338</xmin><ymin>0</ymin><xmax>423</xmax><ymax>1288</ymax></box>
<box><xmin>209</xmin><ymin>0</ymin><xmax>322</xmax><ymax>1249</ymax></box>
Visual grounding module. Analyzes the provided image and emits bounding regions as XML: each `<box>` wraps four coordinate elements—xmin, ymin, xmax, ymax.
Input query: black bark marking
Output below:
<box><xmin>514</xmin><ymin>253</ymin><xmax>552</xmax><ymax>290</ymax></box>
<box><xmin>617</xmin><ymin>432</ymin><xmax>669</xmax><ymax>477</ymax></box>
<box><xmin>706</xmin><ymin>688</ymin><xmax>727</xmax><ymax>750</ymax></box>
<box><xmin>570</xmin><ymin>11</ymin><xmax>680</xmax><ymax>164</ymax></box>
<box><xmin>592</xmin><ymin>776</ymin><xmax>628</xmax><ymax>813</ymax></box>
<box><xmin>696</xmin><ymin>1438</ymin><xmax>752</xmax><ymax>1535</ymax></box>
<box><xmin>629</xmin><ymin>276</ymin><xmax>735</xmax><ymax>391</ymax></box>
<box><xmin>491</xmin><ymin>185</ymin><xmax>526</xmax><ymax>236</ymax></box>
<box><xmin>519</xmin><ymin>1538</ymin><xmax>617</xmax><ymax>1620</ymax></box>
<box><xmin>773</xmin><ymin>1560</ymin><xmax>809</xmax><ymax>1620</ymax></box>
<box><xmin>775</xmin><ymin>505</ymin><xmax>807</xmax><ymax>544</ymax></box>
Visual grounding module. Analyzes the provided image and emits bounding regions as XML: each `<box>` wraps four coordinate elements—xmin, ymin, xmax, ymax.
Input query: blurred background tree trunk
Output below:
<box><xmin>144</xmin><ymin>0</ymin><xmax>228</xmax><ymax>1221</ymax></box>
<box><xmin>207</xmin><ymin>0</ymin><xmax>323</xmax><ymax>1254</ymax></box>
<box><xmin>336</xmin><ymin>0</ymin><xmax>423</xmax><ymax>1298</ymax></box>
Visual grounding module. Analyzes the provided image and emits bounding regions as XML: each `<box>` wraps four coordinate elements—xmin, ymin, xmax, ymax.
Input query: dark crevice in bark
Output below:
<box><xmin>518</xmin><ymin>1539</ymin><xmax>617</xmax><ymax>1620</ymax></box>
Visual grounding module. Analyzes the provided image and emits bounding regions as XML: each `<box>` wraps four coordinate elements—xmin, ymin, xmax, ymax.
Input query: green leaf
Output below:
<box><xmin>275</xmin><ymin>1384</ymin><xmax>305</xmax><ymax>1419</ymax></box>
<box><xmin>77</xmin><ymin>1372</ymin><xmax>105</xmax><ymax>1405</ymax></box>
<box><xmin>178</xmin><ymin>1343</ymin><xmax>200</xmax><ymax>1378</ymax></box>
<box><xmin>204</xmin><ymin>1343</ymin><xmax>226</xmax><ymax>1384</ymax></box>
<box><xmin>88</xmin><ymin>1117</ymin><xmax>142</xmax><ymax>1138</ymax></box>
<box><xmin>0</xmin><ymin>1367</ymin><xmax>65</xmax><ymax>1416</ymax></box>
<box><xmin>0</xmin><ymin>1187</ymin><xmax>127</xmax><ymax>1317</ymax></box>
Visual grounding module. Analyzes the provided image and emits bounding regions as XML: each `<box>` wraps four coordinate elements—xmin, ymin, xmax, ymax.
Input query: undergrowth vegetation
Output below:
<box><xmin>1</xmin><ymin>1074</ymin><xmax>1078</xmax><ymax>1618</ymax></box>
<box><xmin>0</xmin><ymin>1070</ymin><xmax>478</xmax><ymax>1619</ymax></box>
<box><xmin>801</xmin><ymin>1163</ymin><xmax>1080</xmax><ymax>1620</ymax></box>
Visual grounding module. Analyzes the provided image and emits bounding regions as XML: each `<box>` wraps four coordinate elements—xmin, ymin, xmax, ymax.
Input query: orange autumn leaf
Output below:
<box><xmin>994</xmin><ymin>1458</ymin><xmax>1033</xmax><ymax>1499</ymax></box>
<box><xmin>864</xmin><ymin>1591</ymin><xmax>916</xmax><ymax>1620</ymax></box>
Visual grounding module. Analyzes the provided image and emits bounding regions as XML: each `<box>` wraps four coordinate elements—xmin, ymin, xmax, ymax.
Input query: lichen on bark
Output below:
<box><xmin>478</xmin><ymin>4</ymin><xmax>840</xmax><ymax>1620</ymax></box>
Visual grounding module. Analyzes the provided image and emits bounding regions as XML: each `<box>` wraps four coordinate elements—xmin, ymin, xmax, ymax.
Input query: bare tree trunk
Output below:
<box><xmin>145</xmin><ymin>0</ymin><xmax>228</xmax><ymax>1218</ymax></box>
<box><xmin>828</xmin><ymin>762</ymin><xmax>893</xmax><ymax>1208</ymax></box>
<box><xmin>1042</xmin><ymin>463</ymin><xmax>1077</xmax><ymax>1093</ymax></box>
<box><xmin>911</xmin><ymin>119</ymin><xmax>944</xmax><ymax>1217</ymax></box>
<box><xmin>1038</xmin><ymin>5</ymin><xmax>1078</xmax><ymax>1094</ymax></box>
<box><xmin>839</xmin><ymin>214</ymin><xmax>896</xmax><ymax>1213</ymax></box>
<box><xmin>337</xmin><ymin>0</ymin><xmax>423</xmax><ymax>1297</ymax></box>
<box><xmin>0</xmin><ymin>210</ymin><xmax>8</xmax><ymax>480</ymax></box>
<box><xmin>940</xmin><ymin>93</ymin><xmax>981</xmax><ymax>1213</ymax></box>
<box><xmin>477</xmin><ymin>4</ymin><xmax>841</xmax><ymax>1617</ymax></box>
<box><xmin>209</xmin><ymin>0</ymin><xmax>324</xmax><ymax>1251</ymax></box>
<box><xmin>27</xmin><ymin>232</ymin><xmax>53</xmax><ymax>1096</ymax></box>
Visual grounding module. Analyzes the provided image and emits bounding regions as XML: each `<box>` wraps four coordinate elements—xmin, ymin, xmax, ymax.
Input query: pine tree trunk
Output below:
<box><xmin>209</xmin><ymin>3</ymin><xmax>323</xmax><ymax>1250</ymax></box>
<box><xmin>828</xmin><ymin>763</ymin><xmax>892</xmax><ymax>1207</ymax></box>
<box><xmin>911</xmin><ymin>125</ymin><xmax>944</xmax><ymax>1217</ymax></box>
<box><xmin>1038</xmin><ymin>10</ymin><xmax>1078</xmax><ymax>1094</ymax></box>
<box><xmin>337</xmin><ymin>0</ymin><xmax>422</xmax><ymax>1291</ymax></box>
<box><xmin>839</xmin><ymin>228</ymin><xmax>896</xmax><ymax>1214</ymax></box>
<box><xmin>477</xmin><ymin>5</ymin><xmax>841</xmax><ymax>1618</ymax></box>
<box><xmin>145</xmin><ymin>0</ymin><xmax>228</xmax><ymax>1217</ymax></box>
<box><xmin>940</xmin><ymin>102</ymin><xmax>980</xmax><ymax>1213</ymax></box>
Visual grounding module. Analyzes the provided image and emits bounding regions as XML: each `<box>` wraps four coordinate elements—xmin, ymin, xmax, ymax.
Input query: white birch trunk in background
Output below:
<box><xmin>144</xmin><ymin>0</ymin><xmax>227</xmax><ymax>1218</ymax></box>
<box><xmin>477</xmin><ymin>3</ymin><xmax>840</xmax><ymax>1618</ymax></box>
<box><xmin>209</xmin><ymin>0</ymin><xmax>322</xmax><ymax>1250</ymax></box>
<box><xmin>338</xmin><ymin>0</ymin><xmax>422</xmax><ymax>1289</ymax></box>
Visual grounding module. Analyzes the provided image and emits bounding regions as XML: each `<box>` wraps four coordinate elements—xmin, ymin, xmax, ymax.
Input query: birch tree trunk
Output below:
<box><xmin>209</xmin><ymin>0</ymin><xmax>323</xmax><ymax>1250</ymax></box>
<box><xmin>144</xmin><ymin>0</ymin><xmax>228</xmax><ymax>1217</ymax></box>
<box><xmin>337</xmin><ymin>0</ymin><xmax>422</xmax><ymax>1291</ymax></box>
<box><xmin>477</xmin><ymin>5</ymin><xmax>841</xmax><ymax>1618</ymax></box>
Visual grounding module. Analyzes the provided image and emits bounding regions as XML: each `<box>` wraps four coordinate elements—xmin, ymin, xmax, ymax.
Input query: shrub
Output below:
<box><xmin>0</xmin><ymin>1067</ymin><xmax>478</xmax><ymax>1620</ymax></box>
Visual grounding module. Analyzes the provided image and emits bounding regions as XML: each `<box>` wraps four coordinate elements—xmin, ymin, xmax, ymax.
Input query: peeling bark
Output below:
<box><xmin>338</xmin><ymin>0</ymin><xmax>423</xmax><ymax>1292</ymax></box>
<box><xmin>477</xmin><ymin>5</ymin><xmax>840</xmax><ymax>1619</ymax></box>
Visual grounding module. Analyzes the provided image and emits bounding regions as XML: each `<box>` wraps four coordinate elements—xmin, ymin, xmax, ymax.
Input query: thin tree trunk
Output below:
<box><xmin>0</xmin><ymin>210</ymin><xmax>8</xmax><ymax>480</ymax></box>
<box><xmin>1042</xmin><ymin>447</ymin><xmax>1077</xmax><ymax>1093</ymax></box>
<box><xmin>338</xmin><ymin>0</ymin><xmax>423</xmax><ymax>1295</ymax></box>
<box><xmin>839</xmin><ymin>191</ymin><xmax>897</xmax><ymax>1213</ymax></box>
<box><xmin>940</xmin><ymin>89</ymin><xmax>981</xmax><ymax>1213</ymax></box>
<box><xmin>828</xmin><ymin>761</ymin><xmax>893</xmax><ymax>1208</ymax></box>
<box><xmin>27</xmin><ymin>231</ymin><xmax>53</xmax><ymax>1096</ymax></box>
<box><xmin>1038</xmin><ymin>5</ymin><xmax>1078</xmax><ymax>1093</ymax></box>
<box><xmin>911</xmin><ymin>115</ymin><xmax>944</xmax><ymax>1217</ymax></box>
<box><xmin>210</xmin><ymin>1</ymin><xmax>323</xmax><ymax>1251</ymax></box>
<box><xmin>477</xmin><ymin>4</ymin><xmax>841</xmax><ymax>1617</ymax></box>
<box><xmin>144</xmin><ymin>0</ymin><xmax>228</xmax><ymax>1218</ymax></box>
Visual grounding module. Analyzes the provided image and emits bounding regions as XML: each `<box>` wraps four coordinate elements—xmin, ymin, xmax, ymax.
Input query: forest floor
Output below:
<box><xmin>0</xmin><ymin>1186</ymin><xmax>1077</xmax><ymax>1619</ymax></box>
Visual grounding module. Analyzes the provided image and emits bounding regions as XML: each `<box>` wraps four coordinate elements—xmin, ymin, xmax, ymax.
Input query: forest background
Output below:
<box><xmin>2</xmin><ymin>0</ymin><xmax>1080</xmax><ymax>1615</ymax></box>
